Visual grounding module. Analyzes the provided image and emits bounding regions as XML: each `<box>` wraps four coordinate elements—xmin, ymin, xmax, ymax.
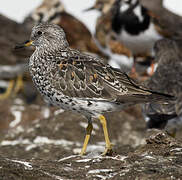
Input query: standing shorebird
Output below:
<box><xmin>16</xmin><ymin>23</ymin><xmax>174</xmax><ymax>155</ymax></box>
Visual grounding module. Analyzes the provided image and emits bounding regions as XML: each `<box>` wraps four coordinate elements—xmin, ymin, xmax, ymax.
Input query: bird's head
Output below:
<box><xmin>15</xmin><ymin>23</ymin><xmax>69</xmax><ymax>50</ymax></box>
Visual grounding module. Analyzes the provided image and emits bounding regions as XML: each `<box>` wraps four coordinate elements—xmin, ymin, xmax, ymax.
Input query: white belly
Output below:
<box><xmin>119</xmin><ymin>23</ymin><xmax>162</xmax><ymax>55</ymax></box>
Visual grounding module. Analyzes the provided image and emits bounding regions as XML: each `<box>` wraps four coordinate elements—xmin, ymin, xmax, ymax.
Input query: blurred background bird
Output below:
<box><xmin>142</xmin><ymin>39</ymin><xmax>182</xmax><ymax>137</ymax></box>
<box><xmin>0</xmin><ymin>14</ymin><xmax>37</xmax><ymax>102</ymax></box>
<box><xmin>140</xmin><ymin>0</ymin><xmax>182</xmax><ymax>38</ymax></box>
<box><xmin>112</xmin><ymin>0</ymin><xmax>182</xmax><ymax>77</ymax></box>
<box><xmin>110</xmin><ymin>0</ymin><xmax>168</xmax><ymax>76</ymax></box>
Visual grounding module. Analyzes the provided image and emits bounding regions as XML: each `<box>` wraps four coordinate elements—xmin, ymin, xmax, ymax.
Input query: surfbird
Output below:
<box><xmin>15</xmin><ymin>23</ymin><xmax>175</xmax><ymax>155</ymax></box>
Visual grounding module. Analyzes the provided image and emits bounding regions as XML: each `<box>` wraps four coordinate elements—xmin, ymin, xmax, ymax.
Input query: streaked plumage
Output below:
<box><xmin>17</xmin><ymin>23</ymin><xmax>174</xmax><ymax>155</ymax></box>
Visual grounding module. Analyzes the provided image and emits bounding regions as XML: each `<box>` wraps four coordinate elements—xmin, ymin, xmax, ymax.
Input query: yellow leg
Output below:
<box><xmin>13</xmin><ymin>75</ymin><xmax>24</xmax><ymax>95</ymax></box>
<box><xmin>0</xmin><ymin>80</ymin><xmax>14</xmax><ymax>100</ymax></box>
<box><xmin>80</xmin><ymin>122</ymin><xmax>93</xmax><ymax>155</ymax></box>
<box><xmin>99</xmin><ymin>115</ymin><xmax>113</xmax><ymax>156</ymax></box>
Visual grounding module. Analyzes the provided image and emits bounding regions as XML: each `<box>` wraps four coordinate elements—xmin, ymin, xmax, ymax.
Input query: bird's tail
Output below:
<box><xmin>116</xmin><ymin>92</ymin><xmax>175</xmax><ymax>104</ymax></box>
<box><xmin>117</xmin><ymin>73</ymin><xmax>176</xmax><ymax>104</ymax></box>
<box><xmin>144</xmin><ymin>90</ymin><xmax>176</xmax><ymax>103</ymax></box>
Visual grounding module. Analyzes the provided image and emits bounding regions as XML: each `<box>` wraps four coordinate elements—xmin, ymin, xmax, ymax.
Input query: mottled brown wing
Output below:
<box><xmin>50</xmin><ymin>51</ymin><xmax>162</xmax><ymax>103</ymax></box>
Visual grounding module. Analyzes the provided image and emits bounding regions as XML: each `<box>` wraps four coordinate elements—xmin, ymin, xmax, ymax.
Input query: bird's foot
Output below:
<box><xmin>101</xmin><ymin>145</ymin><xmax>113</xmax><ymax>156</ymax></box>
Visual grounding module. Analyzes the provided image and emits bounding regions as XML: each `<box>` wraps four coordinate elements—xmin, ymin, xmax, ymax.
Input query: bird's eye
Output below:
<box><xmin>37</xmin><ymin>31</ymin><xmax>42</xmax><ymax>35</ymax></box>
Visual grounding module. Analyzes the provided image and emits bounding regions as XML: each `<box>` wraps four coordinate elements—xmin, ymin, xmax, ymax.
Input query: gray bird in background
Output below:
<box><xmin>143</xmin><ymin>38</ymin><xmax>182</xmax><ymax>137</ymax></box>
<box><xmin>0</xmin><ymin>14</ymin><xmax>37</xmax><ymax>102</ymax></box>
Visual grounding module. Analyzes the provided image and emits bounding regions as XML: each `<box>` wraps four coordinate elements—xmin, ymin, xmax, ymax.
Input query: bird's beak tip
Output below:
<box><xmin>14</xmin><ymin>40</ymin><xmax>33</xmax><ymax>50</ymax></box>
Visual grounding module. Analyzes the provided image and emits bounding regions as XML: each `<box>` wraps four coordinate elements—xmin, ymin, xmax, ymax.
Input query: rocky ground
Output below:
<box><xmin>0</xmin><ymin>96</ymin><xmax>182</xmax><ymax>180</ymax></box>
